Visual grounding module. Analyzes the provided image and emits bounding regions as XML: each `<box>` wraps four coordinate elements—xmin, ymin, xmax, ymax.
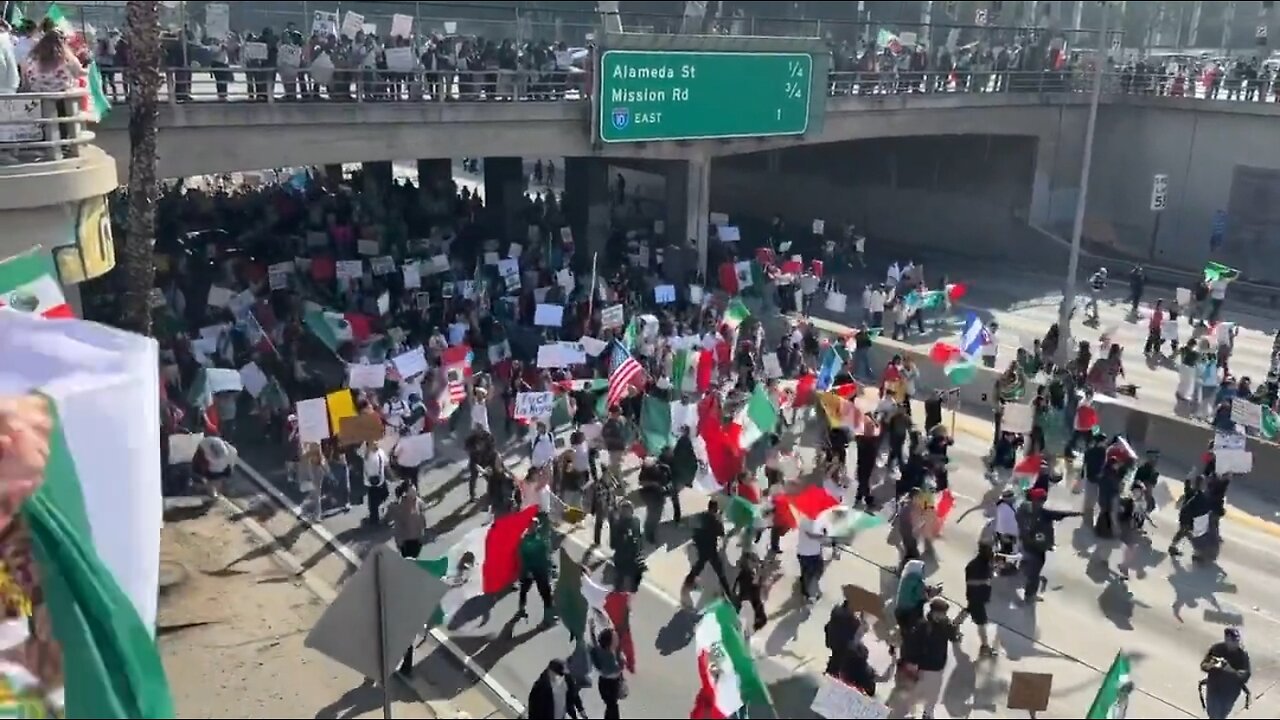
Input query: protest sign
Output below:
<box><xmin>391</xmin><ymin>347</ymin><xmax>427</xmax><ymax>379</ymax></box>
<box><xmin>296</xmin><ymin>398</ymin><xmax>331</xmax><ymax>443</ymax></box>
<box><xmin>336</xmin><ymin>260</ymin><xmax>363</xmax><ymax>280</ymax></box>
<box><xmin>395</xmin><ymin>434</ymin><xmax>435</xmax><ymax>466</ymax></box>
<box><xmin>654</xmin><ymin>285</ymin><xmax>676</xmax><ymax>304</ymax></box>
<box><xmin>514</xmin><ymin>392</ymin><xmax>555</xmax><ymax>420</ymax></box>
<box><xmin>534</xmin><ymin>304</ymin><xmax>565</xmax><ymax>327</ymax></box>
<box><xmin>239</xmin><ymin>362</ymin><xmax>270</xmax><ymax>398</ymax></box>
<box><xmin>348</xmin><ymin>363</ymin><xmax>387</xmax><ymax>390</ymax></box>
<box><xmin>601</xmin><ymin>304</ymin><xmax>625</xmax><ymax>328</ymax></box>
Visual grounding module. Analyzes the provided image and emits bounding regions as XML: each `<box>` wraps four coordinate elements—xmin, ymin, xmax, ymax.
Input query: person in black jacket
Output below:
<box><xmin>1169</xmin><ymin>474</ymin><xmax>1213</xmax><ymax>559</ymax></box>
<box><xmin>1018</xmin><ymin>488</ymin><xmax>1082</xmax><ymax>603</ymax></box>
<box><xmin>902</xmin><ymin>598</ymin><xmax>961</xmax><ymax>718</ymax></box>
<box><xmin>682</xmin><ymin>500</ymin><xmax>734</xmax><ymax>604</ymax></box>
<box><xmin>527</xmin><ymin>659</ymin><xmax>585</xmax><ymax>719</ymax></box>
<box><xmin>1201</xmin><ymin>627</ymin><xmax>1251</xmax><ymax>719</ymax></box>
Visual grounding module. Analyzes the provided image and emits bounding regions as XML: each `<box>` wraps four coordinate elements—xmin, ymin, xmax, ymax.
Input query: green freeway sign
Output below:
<box><xmin>598</xmin><ymin>50</ymin><xmax>814</xmax><ymax>143</ymax></box>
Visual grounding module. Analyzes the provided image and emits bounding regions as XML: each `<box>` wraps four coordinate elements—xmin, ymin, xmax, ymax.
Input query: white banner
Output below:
<box><xmin>205</xmin><ymin>3</ymin><xmax>230</xmax><ymax>39</ymax></box>
<box><xmin>534</xmin><ymin>304</ymin><xmax>565</xmax><ymax>327</ymax></box>
<box><xmin>296</xmin><ymin>397</ymin><xmax>331</xmax><ymax>443</ymax></box>
<box><xmin>348</xmin><ymin>363</ymin><xmax>387</xmax><ymax>389</ymax></box>
<box><xmin>391</xmin><ymin>347</ymin><xmax>427</xmax><ymax>379</ymax></box>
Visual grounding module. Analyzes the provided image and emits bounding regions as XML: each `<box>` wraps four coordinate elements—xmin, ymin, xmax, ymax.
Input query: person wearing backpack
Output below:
<box><xmin>1017</xmin><ymin>488</ymin><xmax>1081</xmax><ymax>603</ymax></box>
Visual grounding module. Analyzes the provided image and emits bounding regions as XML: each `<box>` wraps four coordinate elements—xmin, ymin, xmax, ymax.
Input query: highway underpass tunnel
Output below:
<box><xmin>708</xmin><ymin>135</ymin><xmax>1049</xmax><ymax>267</ymax></box>
<box><xmin>340</xmin><ymin>156</ymin><xmax>714</xmax><ymax>279</ymax></box>
<box><xmin>567</xmin><ymin>157</ymin><xmax>711</xmax><ymax>280</ymax></box>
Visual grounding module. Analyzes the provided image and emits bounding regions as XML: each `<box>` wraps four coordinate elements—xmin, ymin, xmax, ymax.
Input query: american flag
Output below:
<box><xmin>606</xmin><ymin>341</ymin><xmax>644</xmax><ymax>409</ymax></box>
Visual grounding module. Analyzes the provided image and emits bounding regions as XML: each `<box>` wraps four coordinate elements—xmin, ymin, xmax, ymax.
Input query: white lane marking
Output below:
<box><xmin>233</xmin><ymin>458</ymin><xmax>528</xmax><ymax>717</ymax></box>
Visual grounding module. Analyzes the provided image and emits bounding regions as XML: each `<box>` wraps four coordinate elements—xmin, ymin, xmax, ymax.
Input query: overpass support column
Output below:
<box><xmin>483</xmin><ymin>157</ymin><xmax>526</xmax><ymax>241</ymax></box>
<box><xmin>682</xmin><ymin>156</ymin><xmax>711</xmax><ymax>280</ymax></box>
<box><xmin>417</xmin><ymin>158</ymin><xmax>453</xmax><ymax>190</ymax></box>
<box><xmin>362</xmin><ymin>161</ymin><xmax>394</xmax><ymax>213</ymax></box>
<box><xmin>564</xmin><ymin>157</ymin><xmax>611</xmax><ymax>267</ymax></box>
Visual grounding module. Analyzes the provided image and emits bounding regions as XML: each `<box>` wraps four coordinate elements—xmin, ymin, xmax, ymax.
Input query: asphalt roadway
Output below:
<box><xmin>816</xmin><ymin>245</ymin><xmax>1279</xmax><ymax>422</ymax></box>
<box><xmin>230</xmin><ymin>368</ymin><xmax>1280</xmax><ymax>719</ymax></box>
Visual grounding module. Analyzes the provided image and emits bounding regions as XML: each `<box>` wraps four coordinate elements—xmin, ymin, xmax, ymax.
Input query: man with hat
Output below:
<box><xmin>1201</xmin><ymin>627</ymin><xmax>1251</xmax><ymax>718</ymax></box>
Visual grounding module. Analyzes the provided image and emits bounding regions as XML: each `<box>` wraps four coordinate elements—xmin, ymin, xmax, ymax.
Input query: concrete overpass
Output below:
<box><xmin>93</xmin><ymin>84</ymin><xmax>1280</xmax><ymax>278</ymax></box>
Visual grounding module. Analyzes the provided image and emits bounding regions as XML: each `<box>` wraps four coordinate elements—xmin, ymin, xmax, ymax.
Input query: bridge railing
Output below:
<box><xmin>139</xmin><ymin>65</ymin><xmax>1280</xmax><ymax>107</ymax></box>
<box><xmin>0</xmin><ymin>88</ymin><xmax>97</xmax><ymax>166</ymax></box>
<box><xmin>145</xmin><ymin>66</ymin><xmax>1118</xmax><ymax>106</ymax></box>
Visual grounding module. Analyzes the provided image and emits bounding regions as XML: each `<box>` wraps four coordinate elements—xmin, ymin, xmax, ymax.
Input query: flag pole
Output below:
<box><xmin>587</xmin><ymin>251</ymin><xmax>598</xmax><ymax>319</ymax></box>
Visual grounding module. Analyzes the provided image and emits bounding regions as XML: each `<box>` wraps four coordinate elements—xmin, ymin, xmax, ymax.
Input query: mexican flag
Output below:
<box><xmin>47</xmin><ymin>3</ymin><xmax>111</xmax><ymax>122</ymax></box>
<box><xmin>722</xmin><ymin>298</ymin><xmax>751</xmax><ymax>330</ymax></box>
<box><xmin>185</xmin><ymin>368</ymin><xmax>221</xmax><ymax>434</ymax></box>
<box><xmin>783</xmin><ymin>485</ymin><xmax>881</xmax><ymax>538</ymax></box>
<box><xmin>0</xmin><ymin>311</ymin><xmax>173</xmax><ymax>718</ymax></box>
<box><xmin>557</xmin><ymin>378</ymin><xmax>608</xmax><ymax>393</ymax></box>
<box><xmin>417</xmin><ymin>506</ymin><xmax>538</xmax><ymax>622</ymax></box>
<box><xmin>690</xmin><ymin>600</ymin><xmax>771</xmax><ymax>719</ymax></box>
<box><xmin>726</xmin><ymin>494</ymin><xmax>761</xmax><ymax>531</ymax></box>
<box><xmin>671</xmin><ymin>348</ymin><xmax>699</xmax><ymax>393</ymax></box>
<box><xmin>1263</xmin><ymin>406</ymin><xmax>1279</xmax><ymax>441</ymax></box>
<box><xmin>1203</xmin><ymin>261</ymin><xmax>1239</xmax><ymax>284</ymax></box>
<box><xmin>303</xmin><ymin>309</ymin><xmax>353</xmax><ymax>352</ymax></box>
<box><xmin>555</xmin><ymin>550</ymin><xmax>636</xmax><ymax>672</ymax></box>
<box><xmin>1086</xmin><ymin>651</ymin><xmax>1133</xmax><ymax>718</ymax></box>
<box><xmin>1013</xmin><ymin>454</ymin><xmax>1041</xmax><ymax>492</ymax></box>
<box><xmin>0</xmin><ymin>247</ymin><xmax>73</xmax><ymax>319</ymax></box>
<box><xmin>640</xmin><ymin>396</ymin><xmax>673</xmax><ymax>455</ymax></box>
<box><xmin>734</xmin><ymin>384</ymin><xmax>778</xmax><ymax>450</ymax></box>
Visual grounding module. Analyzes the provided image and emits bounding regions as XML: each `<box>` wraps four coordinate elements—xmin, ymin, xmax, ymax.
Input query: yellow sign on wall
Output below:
<box><xmin>52</xmin><ymin>195</ymin><xmax>115</xmax><ymax>284</ymax></box>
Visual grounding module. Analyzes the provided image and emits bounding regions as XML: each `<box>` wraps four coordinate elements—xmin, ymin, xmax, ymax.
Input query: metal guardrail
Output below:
<box><xmin>0</xmin><ymin>88</ymin><xmax>96</xmax><ymax>165</ymax></box>
<box><xmin>155</xmin><ymin>66</ymin><xmax>587</xmax><ymax>104</ymax></box>
<box><xmin>142</xmin><ymin>66</ymin><xmax>1280</xmax><ymax>106</ymax></box>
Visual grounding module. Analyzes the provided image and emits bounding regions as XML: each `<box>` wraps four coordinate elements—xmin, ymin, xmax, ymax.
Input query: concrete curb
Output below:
<box><xmin>230</xmin><ymin>459</ymin><xmax>526</xmax><ymax>719</ymax></box>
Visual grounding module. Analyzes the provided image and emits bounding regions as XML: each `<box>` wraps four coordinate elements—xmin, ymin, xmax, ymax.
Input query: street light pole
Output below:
<box><xmin>1057</xmin><ymin>1</ymin><xmax>1109</xmax><ymax>366</ymax></box>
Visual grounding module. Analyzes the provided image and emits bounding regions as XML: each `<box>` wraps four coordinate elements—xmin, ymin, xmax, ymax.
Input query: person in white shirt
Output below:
<box><xmin>796</xmin><ymin>518</ymin><xmax>826</xmax><ymax>603</ymax></box>
<box><xmin>359</xmin><ymin>440</ymin><xmax>390</xmax><ymax>524</ymax></box>
<box><xmin>868</xmin><ymin>287</ymin><xmax>886</xmax><ymax>328</ymax></box>
<box><xmin>1209</xmin><ymin>277</ymin><xmax>1229</xmax><ymax>322</ymax></box>
<box><xmin>382</xmin><ymin>395</ymin><xmax>408</xmax><ymax>434</ymax></box>
<box><xmin>530</xmin><ymin>421</ymin><xmax>556</xmax><ymax>471</ymax></box>
<box><xmin>196</xmin><ymin>432</ymin><xmax>237</xmax><ymax>498</ymax></box>
<box><xmin>470</xmin><ymin>387</ymin><xmax>490</xmax><ymax>434</ymax></box>
<box><xmin>981</xmin><ymin>321</ymin><xmax>1000</xmax><ymax>368</ymax></box>
<box><xmin>0</xmin><ymin>21</ymin><xmax>20</xmax><ymax>96</ymax></box>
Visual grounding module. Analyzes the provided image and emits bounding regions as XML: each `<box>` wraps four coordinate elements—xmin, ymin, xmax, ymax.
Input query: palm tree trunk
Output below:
<box><xmin>120</xmin><ymin>0</ymin><xmax>161</xmax><ymax>336</ymax></box>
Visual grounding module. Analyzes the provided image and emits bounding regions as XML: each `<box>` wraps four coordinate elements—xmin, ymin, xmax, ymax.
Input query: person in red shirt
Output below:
<box><xmin>1144</xmin><ymin>298</ymin><xmax>1165</xmax><ymax>356</ymax></box>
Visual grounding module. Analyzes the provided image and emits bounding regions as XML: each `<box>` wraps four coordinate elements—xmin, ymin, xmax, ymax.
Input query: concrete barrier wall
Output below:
<box><xmin>809</xmin><ymin>317</ymin><xmax>1280</xmax><ymax>502</ymax></box>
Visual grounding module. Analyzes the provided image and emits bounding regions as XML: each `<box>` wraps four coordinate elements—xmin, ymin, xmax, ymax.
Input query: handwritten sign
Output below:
<box><xmin>348</xmin><ymin>363</ymin><xmax>387</xmax><ymax>390</ymax></box>
<box><xmin>336</xmin><ymin>260</ymin><xmax>363</xmax><ymax>280</ymax></box>
<box><xmin>296</xmin><ymin>397</ymin><xmax>331</xmax><ymax>443</ymax></box>
<box><xmin>391</xmin><ymin>347</ymin><xmax>427</xmax><ymax>379</ymax></box>
<box><xmin>601</xmin><ymin>304</ymin><xmax>625</xmax><ymax>328</ymax></box>
<box><xmin>1230</xmin><ymin>397</ymin><xmax>1262</xmax><ymax>429</ymax></box>
<box><xmin>810</xmin><ymin>674</ymin><xmax>887</xmax><ymax>719</ymax></box>
<box><xmin>340</xmin><ymin>10</ymin><xmax>365</xmax><ymax>38</ymax></box>
<box><xmin>514</xmin><ymin>391</ymin><xmax>555</xmax><ymax>420</ymax></box>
